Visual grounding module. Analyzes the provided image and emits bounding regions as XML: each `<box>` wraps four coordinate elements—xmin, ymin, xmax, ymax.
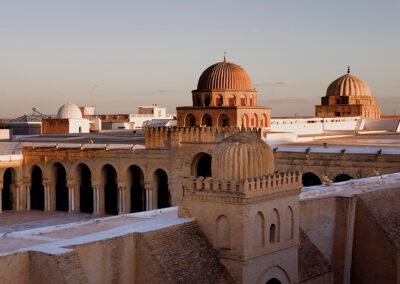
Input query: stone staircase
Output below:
<box><xmin>141</xmin><ymin>221</ymin><xmax>234</xmax><ymax>284</ymax></box>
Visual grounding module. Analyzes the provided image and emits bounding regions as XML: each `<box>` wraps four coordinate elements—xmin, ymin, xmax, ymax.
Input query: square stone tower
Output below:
<box><xmin>179</xmin><ymin>132</ymin><xmax>301</xmax><ymax>284</ymax></box>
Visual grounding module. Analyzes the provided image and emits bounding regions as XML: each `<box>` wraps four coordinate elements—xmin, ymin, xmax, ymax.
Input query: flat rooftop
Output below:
<box><xmin>0</xmin><ymin>207</ymin><xmax>190</xmax><ymax>256</ymax></box>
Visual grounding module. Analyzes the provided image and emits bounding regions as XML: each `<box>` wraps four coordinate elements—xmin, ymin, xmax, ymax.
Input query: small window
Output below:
<box><xmin>270</xmin><ymin>224</ymin><xmax>276</xmax><ymax>243</ymax></box>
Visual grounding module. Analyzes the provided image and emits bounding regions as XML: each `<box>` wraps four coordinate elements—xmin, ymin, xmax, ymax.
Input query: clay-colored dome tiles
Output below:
<box><xmin>212</xmin><ymin>132</ymin><xmax>274</xmax><ymax>180</ymax></box>
<box><xmin>326</xmin><ymin>68</ymin><xmax>371</xmax><ymax>97</ymax></box>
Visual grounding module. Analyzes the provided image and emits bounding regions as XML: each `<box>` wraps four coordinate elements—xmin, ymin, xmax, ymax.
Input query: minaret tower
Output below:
<box><xmin>179</xmin><ymin>132</ymin><xmax>301</xmax><ymax>283</ymax></box>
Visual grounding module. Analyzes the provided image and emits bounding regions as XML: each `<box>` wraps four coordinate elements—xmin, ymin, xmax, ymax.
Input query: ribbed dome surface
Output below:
<box><xmin>197</xmin><ymin>61</ymin><xmax>253</xmax><ymax>91</ymax></box>
<box><xmin>57</xmin><ymin>103</ymin><xmax>83</xmax><ymax>119</ymax></box>
<box><xmin>326</xmin><ymin>72</ymin><xmax>371</xmax><ymax>97</ymax></box>
<box><xmin>212</xmin><ymin>132</ymin><xmax>274</xmax><ymax>180</ymax></box>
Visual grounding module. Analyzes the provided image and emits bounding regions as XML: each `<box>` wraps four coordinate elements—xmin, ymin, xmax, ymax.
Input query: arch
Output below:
<box><xmin>218</xmin><ymin>114</ymin><xmax>230</xmax><ymax>127</ymax></box>
<box><xmin>257</xmin><ymin>266</ymin><xmax>291</xmax><ymax>284</ymax></box>
<box><xmin>263</xmin><ymin>113</ymin><xmax>269</xmax><ymax>127</ymax></box>
<box><xmin>334</xmin><ymin>173</ymin><xmax>353</xmax><ymax>183</ymax></box>
<box><xmin>53</xmin><ymin>162</ymin><xmax>68</xmax><ymax>211</ymax></box>
<box><xmin>192</xmin><ymin>152</ymin><xmax>212</xmax><ymax>178</ymax></box>
<box><xmin>102</xmin><ymin>164</ymin><xmax>118</xmax><ymax>215</ymax></box>
<box><xmin>242</xmin><ymin>113</ymin><xmax>249</xmax><ymax>127</ymax></box>
<box><xmin>216</xmin><ymin>215</ymin><xmax>230</xmax><ymax>249</ymax></box>
<box><xmin>204</xmin><ymin>94</ymin><xmax>211</xmax><ymax>107</ymax></box>
<box><xmin>154</xmin><ymin>169</ymin><xmax>170</xmax><ymax>209</ymax></box>
<box><xmin>77</xmin><ymin>163</ymin><xmax>93</xmax><ymax>213</ymax></box>
<box><xmin>201</xmin><ymin>114</ymin><xmax>212</xmax><ymax>127</ymax></box>
<box><xmin>240</xmin><ymin>95</ymin><xmax>247</xmax><ymax>106</ymax></box>
<box><xmin>184</xmin><ymin>113</ymin><xmax>196</xmax><ymax>127</ymax></box>
<box><xmin>253</xmin><ymin>113</ymin><xmax>259</xmax><ymax>127</ymax></box>
<box><xmin>302</xmin><ymin>172</ymin><xmax>322</xmax><ymax>187</ymax></box>
<box><xmin>215</xmin><ymin>94</ymin><xmax>223</xmax><ymax>106</ymax></box>
<box><xmin>78</xmin><ymin>126</ymin><xmax>82</xmax><ymax>133</ymax></box>
<box><xmin>2</xmin><ymin>168</ymin><xmax>16</xmax><ymax>210</ymax></box>
<box><xmin>250</xmin><ymin>95</ymin><xmax>254</xmax><ymax>106</ymax></box>
<box><xmin>228</xmin><ymin>95</ymin><xmax>236</xmax><ymax>106</ymax></box>
<box><xmin>129</xmin><ymin>165</ymin><xmax>146</xmax><ymax>212</ymax></box>
<box><xmin>31</xmin><ymin>165</ymin><xmax>44</xmax><ymax>210</ymax></box>
<box><xmin>266</xmin><ymin>279</ymin><xmax>281</xmax><ymax>284</ymax></box>
<box><xmin>284</xmin><ymin>206</ymin><xmax>294</xmax><ymax>240</ymax></box>
<box><xmin>255</xmin><ymin>211</ymin><xmax>266</xmax><ymax>247</ymax></box>
<box><xmin>270</xmin><ymin>208</ymin><xmax>280</xmax><ymax>243</ymax></box>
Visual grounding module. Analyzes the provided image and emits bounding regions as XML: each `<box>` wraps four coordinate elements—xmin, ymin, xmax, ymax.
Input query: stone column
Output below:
<box><xmin>26</xmin><ymin>185</ymin><xmax>31</xmax><ymax>210</ymax></box>
<box><xmin>44</xmin><ymin>182</ymin><xmax>51</xmax><ymax>211</ymax></box>
<box><xmin>93</xmin><ymin>184</ymin><xmax>104</xmax><ymax>215</ymax></box>
<box><xmin>144</xmin><ymin>182</ymin><xmax>152</xmax><ymax>211</ymax></box>
<box><xmin>0</xmin><ymin>183</ymin><xmax>3</xmax><ymax>213</ymax></box>
<box><xmin>67</xmin><ymin>181</ymin><xmax>75</xmax><ymax>213</ymax></box>
<box><xmin>118</xmin><ymin>183</ymin><xmax>126</xmax><ymax>214</ymax></box>
<box><xmin>15</xmin><ymin>184</ymin><xmax>20</xmax><ymax>211</ymax></box>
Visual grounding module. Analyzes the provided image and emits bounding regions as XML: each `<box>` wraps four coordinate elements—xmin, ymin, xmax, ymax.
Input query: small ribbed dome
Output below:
<box><xmin>197</xmin><ymin>59</ymin><xmax>253</xmax><ymax>91</ymax></box>
<box><xmin>212</xmin><ymin>132</ymin><xmax>274</xmax><ymax>180</ymax></box>
<box><xmin>57</xmin><ymin>103</ymin><xmax>83</xmax><ymax>119</ymax></box>
<box><xmin>326</xmin><ymin>70</ymin><xmax>371</xmax><ymax>97</ymax></box>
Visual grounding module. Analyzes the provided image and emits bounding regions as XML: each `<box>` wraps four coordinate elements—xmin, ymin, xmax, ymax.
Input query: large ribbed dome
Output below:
<box><xmin>212</xmin><ymin>132</ymin><xmax>274</xmax><ymax>180</ymax></box>
<box><xmin>57</xmin><ymin>103</ymin><xmax>83</xmax><ymax>119</ymax></box>
<box><xmin>326</xmin><ymin>69</ymin><xmax>371</xmax><ymax>97</ymax></box>
<box><xmin>197</xmin><ymin>58</ymin><xmax>253</xmax><ymax>91</ymax></box>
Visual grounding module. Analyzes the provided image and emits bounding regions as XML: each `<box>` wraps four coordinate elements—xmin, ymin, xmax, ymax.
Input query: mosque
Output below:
<box><xmin>0</xmin><ymin>57</ymin><xmax>399</xmax><ymax>284</ymax></box>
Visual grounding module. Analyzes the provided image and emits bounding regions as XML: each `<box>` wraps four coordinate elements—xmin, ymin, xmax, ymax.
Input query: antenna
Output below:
<box><xmin>347</xmin><ymin>65</ymin><xmax>351</xmax><ymax>74</ymax></box>
<box><xmin>223</xmin><ymin>51</ymin><xmax>227</xmax><ymax>62</ymax></box>
<box><xmin>91</xmin><ymin>84</ymin><xmax>98</xmax><ymax>114</ymax></box>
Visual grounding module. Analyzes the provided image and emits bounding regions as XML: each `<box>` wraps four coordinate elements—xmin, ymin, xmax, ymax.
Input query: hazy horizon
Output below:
<box><xmin>1</xmin><ymin>0</ymin><xmax>399</xmax><ymax>118</ymax></box>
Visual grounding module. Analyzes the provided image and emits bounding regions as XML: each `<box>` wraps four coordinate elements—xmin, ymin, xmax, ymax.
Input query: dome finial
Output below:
<box><xmin>223</xmin><ymin>51</ymin><xmax>227</xmax><ymax>62</ymax></box>
<box><xmin>347</xmin><ymin>65</ymin><xmax>351</xmax><ymax>74</ymax></box>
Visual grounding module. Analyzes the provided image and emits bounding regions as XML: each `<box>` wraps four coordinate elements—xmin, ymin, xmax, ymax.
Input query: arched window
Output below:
<box><xmin>216</xmin><ymin>215</ymin><xmax>230</xmax><ymax>249</ymax></box>
<box><xmin>31</xmin><ymin>165</ymin><xmax>44</xmax><ymax>210</ymax></box>
<box><xmin>204</xmin><ymin>94</ymin><xmax>211</xmax><ymax>107</ymax></box>
<box><xmin>2</xmin><ymin>168</ymin><xmax>15</xmax><ymax>210</ymax></box>
<box><xmin>240</xmin><ymin>95</ymin><xmax>246</xmax><ymax>106</ymax></box>
<box><xmin>77</xmin><ymin>163</ymin><xmax>93</xmax><ymax>214</ymax></box>
<box><xmin>102</xmin><ymin>164</ymin><xmax>118</xmax><ymax>215</ymax></box>
<box><xmin>253</xmin><ymin>113</ymin><xmax>259</xmax><ymax>127</ymax></box>
<box><xmin>154</xmin><ymin>169</ymin><xmax>170</xmax><ymax>209</ymax></box>
<box><xmin>78</xmin><ymin>126</ymin><xmax>82</xmax><ymax>133</ymax></box>
<box><xmin>185</xmin><ymin>114</ymin><xmax>196</xmax><ymax>127</ymax></box>
<box><xmin>269</xmin><ymin>224</ymin><xmax>277</xmax><ymax>243</ymax></box>
<box><xmin>201</xmin><ymin>114</ymin><xmax>212</xmax><ymax>127</ymax></box>
<box><xmin>255</xmin><ymin>212</ymin><xmax>265</xmax><ymax>247</ymax></box>
<box><xmin>215</xmin><ymin>94</ymin><xmax>223</xmax><ymax>106</ymax></box>
<box><xmin>270</xmin><ymin>208</ymin><xmax>280</xmax><ymax>243</ymax></box>
<box><xmin>129</xmin><ymin>165</ymin><xmax>146</xmax><ymax>212</ymax></box>
<box><xmin>228</xmin><ymin>95</ymin><xmax>236</xmax><ymax>106</ymax></box>
<box><xmin>302</xmin><ymin>172</ymin><xmax>322</xmax><ymax>187</ymax></box>
<box><xmin>285</xmin><ymin>206</ymin><xmax>294</xmax><ymax>240</ymax></box>
<box><xmin>53</xmin><ymin>162</ymin><xmax>68</xmax><ymax>212</ymax></box>
<box><xmin>263</xmin><ymin>113</ymin><xmax>269</xmax><ymax>127</ymax></box>
<box><xmin>242</xmin><ymin>113</ymin><xmax>249</xmax><ymax>127</ymax></box>
<box><xmin>334</xmin><ymin>174</ymin><xmax>352</xmax><ymax>183</ymax></box>
<box><xmin>218</xmin><ymin>114</ymin><xmax>229</xmax><ymax>127</ymax></box>
<box><xmin>192</xmin><ymin>152</ymin><xmax>212</xmax><ymax>178</ymax></box>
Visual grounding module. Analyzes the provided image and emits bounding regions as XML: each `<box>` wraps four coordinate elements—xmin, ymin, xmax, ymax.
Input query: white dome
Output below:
<box><xmin>56</xmin><ymin>103</ymin><xmax>83</xmax><ymax>119</ymax></box>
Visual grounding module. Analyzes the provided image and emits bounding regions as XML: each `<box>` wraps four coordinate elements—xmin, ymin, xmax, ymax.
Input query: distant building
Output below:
<box><xmin>315</xmin><ymin>67</ymin><xmax>381</xmax><ymax>119</ymax></box>
<box><xmin>42</xmin><ymin>103</ymin><xmax>90</xmax><ymax>134</ymax></box>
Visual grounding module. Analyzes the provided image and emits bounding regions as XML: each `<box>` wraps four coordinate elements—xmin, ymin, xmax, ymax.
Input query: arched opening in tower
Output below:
<box><xmin>129</xmin><ymin>165</ymin><xmax>146</xmax><ymax>212</ymax></box>
<box><xmin>192</xmin><ymin>153</ymin><xmax>212</xmax><ymax>178</ymax></box>
<box><xmin>31</xmin><ymin>165</ymin><xmax>45</xmax><ymax>210</ymax></box>
<box><xmin>78</xmin><ymin>163</ymin><xmax>93</xmax><ymax>214</ymax></box>
<box><xmin>218</xmin><ymin>114</ymin><xmax>229</xmax><ymax>127</ymax></box>
<box><xmin>266</xmin><ymin>278</ymin><xmax>281</xmax><ymax>284</ymax></box>
<box><xmin>154</xmin><ymin>169</ymin><xmax>170</xmax><ymax>209</ymax></box>
<box><xmin>54</xmin><ymin>163</ymin><xmax>68</xmax><ymax>211</ymax></box>
<box><xmin>302</xmin><ymin>172</ymin><xmax>322</xmax><ymax>187</ymax></box>
<box><xmin>102</xmin><ymin>164</ymin><xmax>118</xmax><ymax>215</ymax></box>
<box><xmin>2</xmin><ymin>168</ymin><xmax>15</xmax><ymax>210</ymax></box>
<box><xmin>185</xmin><ymin>114</ymin><xmax>196</xmax><ymax>127</ymax></box>
<box><xmin>334</xmin><ymin>174</ymin><xmax>352</xmax><ymax>183</ymax></box>
<box><xmin>201</xmin><ymin>114</ymin><xmax>212</xmax><ymax>127</ymax></box>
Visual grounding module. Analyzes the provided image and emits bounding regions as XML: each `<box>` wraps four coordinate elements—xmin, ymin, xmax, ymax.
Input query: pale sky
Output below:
<box><xmin>0</xmin><ymin>0</ymin><xmax>399</xmax><ymax>117</ymax></box>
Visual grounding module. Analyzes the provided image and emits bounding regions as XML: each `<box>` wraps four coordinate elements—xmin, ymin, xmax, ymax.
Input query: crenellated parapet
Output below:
<box><xmin>182</xmin><ymin>171</ymin><xmax>301</xmax><ymax>203</ymax></box>
<box><xmin>145</xmin><ymin>126</ymin><xmax>262</xmax><ymax>149</ymax></box>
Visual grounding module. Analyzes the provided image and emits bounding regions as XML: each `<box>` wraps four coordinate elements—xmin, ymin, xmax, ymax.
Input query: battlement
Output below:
<box><xmin>182</xmin><ymin>171</ymin><xmax>301</xmax><ymax>203</ymax></box>
<box><xmin>145</xmin><ymin>126</ymin><xmax>262</xmax><ymax>149</ymax></box>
